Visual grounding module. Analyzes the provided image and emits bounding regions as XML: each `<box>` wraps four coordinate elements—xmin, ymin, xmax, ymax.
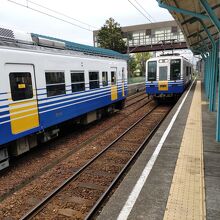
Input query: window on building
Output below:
<box><xmin>148</xmin><ymin>61</ymin><xmax>157</xmax><ymax>81</ymax></box>
<box><xmin>146</xmin><ymin>29</ymin><xmax>152</xmax><ymax>36</ymax></box>
<box><xmin>71</xmin><ymin>71</ymin><xmax>85</xmax><ymax>92</ymax></box>
<box><xmin>45</xmin><ymin>72</ymin><xmax>66</xmax><ymax>97</ymax></box>
<box><xmin>102</xmin><ymin>72</ymin><xmax>108</xmax><ymax>87</ymax></box>
<box><xmin>89</xmin><ymin>71</ymin><xmax>99</xmax><ymax>89</ymax></box>
<box><xmin>9</xmin><ymin>72</ymin><xmax>33</xmax><ymax>101</ymax></box>
<box><xmin>170</xmin><ymin>59</ymin><xmax>181</xmax><ymax>80</ymax></box>
<box><xmin>171</xmin><ymin>26</ymin><xmax>178</xmax><ymax>33</ymax></box>
<box><xmin>111</xmin><ymin>71</ymin><xmax>117</xmax><ymax>85</ymax></box>
<box><xmin>127</xmin><ymin>32</ymin><xmax>133</xmax><ymax>40</ymax></box>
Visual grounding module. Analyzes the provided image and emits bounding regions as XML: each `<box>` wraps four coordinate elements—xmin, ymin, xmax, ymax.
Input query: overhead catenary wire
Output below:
<box><xmin>24</xmin><ymin>0</ymin><xmax>98</xmax><ymax>30</ymax></box>
<box><xmin>133</xmin><ymin>0</ymin><xmax>156</xmax><ymax>22</ymax></box>
<box><xmin>127</xmin><ymin>0</ymin><xmax>152</xmax><ymax>23</ymax></box>
<box><xmin>8</xmin><ymin>0</ymin><xmax>96</xmax><ymax>32</ymax></box>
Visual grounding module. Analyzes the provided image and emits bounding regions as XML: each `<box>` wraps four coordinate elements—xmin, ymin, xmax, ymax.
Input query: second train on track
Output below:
<box><xmin>146</xmin><ymin>54</ymin><xmax>193</xmax><ymax>98</ymax></box>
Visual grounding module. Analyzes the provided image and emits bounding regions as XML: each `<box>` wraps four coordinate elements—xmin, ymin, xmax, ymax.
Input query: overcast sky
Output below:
<box><xmin>1</xmin><ymin>0</ymin><xmax>197</xmax><ymax>64</ymax></box>
<box><xmin>1</xmin><ymin>0</ymin><xmax>173</xmax><ymax>45</ymax></box>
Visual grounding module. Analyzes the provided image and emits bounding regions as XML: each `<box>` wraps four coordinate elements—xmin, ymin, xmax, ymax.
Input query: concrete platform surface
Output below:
<box><xmin>96</xmin><ymin>80</ymin><xmax>220</xmax><ymax>220</ymax></box>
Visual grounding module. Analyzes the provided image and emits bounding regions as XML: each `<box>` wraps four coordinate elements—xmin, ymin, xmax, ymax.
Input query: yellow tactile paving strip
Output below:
<box><xmin>164</xmin><ymin>81</ymin><xmax>206</xmax><ymax>220</ymax></box>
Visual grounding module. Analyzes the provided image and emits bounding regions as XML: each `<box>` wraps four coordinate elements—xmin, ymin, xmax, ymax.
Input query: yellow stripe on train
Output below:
<box><xmin>9</xmin><ymin>100</ymin><xmax>39</xmax><ymax>134</ymax></box>
<box><xmin>111</xmin><ymin>85</ymin><xmax>118</xmax><ymax>101</ymax></box>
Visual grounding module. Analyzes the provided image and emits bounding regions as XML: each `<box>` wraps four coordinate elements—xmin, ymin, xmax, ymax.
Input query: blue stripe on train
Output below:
<box><xmin>146</xmin><ymin>81</ymin><xmax>185</xmax><ymax>94</ymax></box>
<box><xmin>39</xmin><ymin>91</ymin><xmax>112</xmax><ymax>112</ymax></box>
<box><xmin>37</xmin><ymin>85</ymin><xmax>123</xmax><ymax>102</ymax></box>
<box><xmin>0</xmin><ymin>87</ymin><xmax>125</xmax><ymax>123</ymax></box>
<box><xmin>0</xmin><ymin>87</ymin><xmax>127</xmax><ymax>146</ymax></box>
<box><xmin>38</xmin><ymin>87</ymin><xmax>112</xmax><ymax>107</ymax></box>
<box><xmin>0</xmin><ymin>110</ymin><xmax>9</xmax><ymax>117</ymax></box>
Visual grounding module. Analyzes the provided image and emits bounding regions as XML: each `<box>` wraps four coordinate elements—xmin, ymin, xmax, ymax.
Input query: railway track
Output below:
<box><xmin>0</xmin><ymin>92</ymin><xmax>151</xmax><ymax>199</ymax></box>
<box><xmin>0</xmin><ymin>93</ymin><xmax>157</xmax><ymax>220</ymax></box>
<box><xmin>21</xmin><ymin>104</ymin><xmax>172</xmax><ymax>219</ymax></box>
<box><xmin>125</xmin><ymin>92</ymin><xmax>148</xmax><ymax>108</ymax></box>
<box><xmin>126</xmin><ymin>90</ymin><xmax>145</xmax><ymax>101</ymax></box>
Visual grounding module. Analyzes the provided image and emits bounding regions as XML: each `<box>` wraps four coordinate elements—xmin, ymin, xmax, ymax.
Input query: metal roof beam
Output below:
<box><xmin>157</xmin><ymin>0</ymin><xmax>209</xmax><ymax>20</ymax></box>
<box><xmin>200</xmin><ymin>0</ymin><xmax>220</xmax><ymax>32</ymax></box>
<box><xmin>187</xmin><ymin>24</ymin><xmax>215</xmax><ymax>38</ymax></box>
<box><xmin>184</xmin><ymin>18</ymin><xmax>215</xmax><ymax>51</ymax></box>
<box><xmin>189</xmin><ymin>31</ymin><xmax>218</xmax><ymax>48</ymax></box>
<box><xmin>188</xmin><ymin>31</ymin><xmax>218</xmax><ymax>44</ymax></box>
<box><xmin>181</xmin><ymin>4</ymin><xmax>220</xmax><ymax>25</ymax></box>
<box><xmin>199</xmin><ymin>20</ymin><xmax>216</xmax><ymax>47</ymax></box>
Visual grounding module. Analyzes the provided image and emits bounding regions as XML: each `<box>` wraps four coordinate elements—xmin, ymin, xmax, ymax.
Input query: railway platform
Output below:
<box><xmin>96</xmin><ymin>79</ymin><xmax>220</xmax><ymax>220</ymax></box>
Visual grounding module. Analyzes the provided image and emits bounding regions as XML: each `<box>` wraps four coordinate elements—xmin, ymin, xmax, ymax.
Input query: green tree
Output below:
<box><xmin>128</xmin><ymin>56</ymin><xmax>137</xmax><ymax>78</ymax></box>
<box><xmin>134</xmin><ymin>52</ymin><xmax>151</xmax><ymax>76</ymax></box>
<box><xmin>97</xmin><ymin>18</ymin><xmax>126</xmax><ymax>53</ymax></box>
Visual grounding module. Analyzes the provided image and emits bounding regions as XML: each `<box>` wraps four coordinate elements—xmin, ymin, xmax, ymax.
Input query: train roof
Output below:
<box><xmin>0</xmin><ymin>27</ymin><xmax>129</xmax><ymax>61</ymax></box>
<box><xmin>147</xmin><ymin>54</ymin><xmax>190</xmax><ymax>62</ymax></box>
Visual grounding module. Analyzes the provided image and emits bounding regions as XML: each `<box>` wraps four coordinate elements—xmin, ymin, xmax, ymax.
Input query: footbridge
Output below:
<box><xmin>93</xmin><ymin>20</ymin><xmax>188</xmax><ymax>53</ymax></box>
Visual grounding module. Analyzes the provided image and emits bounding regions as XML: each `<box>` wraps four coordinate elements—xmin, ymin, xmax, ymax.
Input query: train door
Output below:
<box><xmin>122</xmin><ymin>67</ymin><xmax>125</xmax><ymax>97</ymax></box>
<box><xmin>111</xmin><ymin>68</ymin><xmax>118</xmax><ymax>101</ymax></box>
<box><xmin>158</xmin><ymin>59</ymin><xmax>168</xmax><ymax>91</ymax></box>
<box><xmin>6</xmin><ymin>64</ymin><xmax>39</xmax><ymax>134</ymax></box>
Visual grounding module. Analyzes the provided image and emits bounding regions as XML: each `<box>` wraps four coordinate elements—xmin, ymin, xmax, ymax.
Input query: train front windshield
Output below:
<box><xmin>170</xmin><ymin>59</ymin><xmax>181</xmax><ymax>80</ymax></box>
<box><xmin>148</xmin><ymin>61</ymin><xmax>157</xmax><ymax>81</ymax></box>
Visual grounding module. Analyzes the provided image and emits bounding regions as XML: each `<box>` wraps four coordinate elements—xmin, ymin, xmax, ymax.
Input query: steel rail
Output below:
<box><xmin>126</xmin><ymin>91</ymin><xmax>145</xmax><ymax>101</ymax></box>
<box><xmin>20</xmin><ymin>104</ymin><xmax>160</xmax><ymax>220</ymax></box>
<box><xmin>125</xmin><ymin>96</ymin><xmax>152</xmax><ymax>108</ymax></box>
<box><xmin>85</xmin><ymin>105</ymin><xmax>172</xmax><ymax>220</ymax></box>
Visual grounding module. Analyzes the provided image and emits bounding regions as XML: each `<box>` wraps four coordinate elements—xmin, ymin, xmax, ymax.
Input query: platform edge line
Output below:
<box><xmin>117</xmin><ymin>79</ymin><xmax>196</xmax><ymax>220</ymax></box>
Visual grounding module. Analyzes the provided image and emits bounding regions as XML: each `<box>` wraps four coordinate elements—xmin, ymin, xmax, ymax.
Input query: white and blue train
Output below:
<box><xmin>146</xmin><ymin>54</ymin><xmax>192</xmax><ymax>97</ymax></box>
<box><xmin>0</xmin><ymin>27</ymin><xmax>128</xmax><ymax>170</ymax></box>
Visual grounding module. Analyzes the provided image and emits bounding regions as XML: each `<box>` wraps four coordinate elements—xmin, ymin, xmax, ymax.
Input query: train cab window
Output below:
<box><xmin>71</xmin><ymin>71</ymin><xmax>85</xmax><ymax>92</ymax></box>
<box><xmin>111</xmin><ymin>71</ymin><xmax>117</xmax><ymax>85</ymax></box>
<box><xmin>45</xmin><ymin>72</ymin><xmax>66</xmax><ymax>97</ymax></box>
<box><xmin>9</xmin><ymin>72</ymin><xmax>33</xmax><ymax>101</ymax></box>
<box><xmin>170</xmin><ymin>59</ymin><xmax>181</xmax><ymax>80</ymax></box>
<box><xmin>148</xmin><ymin>61</ymin><xmax>157</xmax><ymax>81</ymax></box>
<box><xmin>89</xmin><ymin>71</ymin><xmax>99</xmax><ymax>89</ymax></box>
<box><xmin>102</xmin><ymin>72</ymin><xmax>108</xmax><ymax>87</ymax></box>
<box><xmin>159</xmin><ymin>66</ymin><xmax>168</xmax><ymax>80</ymax></box>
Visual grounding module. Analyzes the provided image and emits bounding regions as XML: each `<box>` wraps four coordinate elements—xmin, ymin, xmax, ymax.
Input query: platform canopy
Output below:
<box><xmin>156</xmin><ymin>0</ymin><xmax>220</xmax><ymax>54</ymax></box>
<box><xmin>156</xmin><ymin>0</ymin><xmax>220</xmax><ymax>141</ymax></box>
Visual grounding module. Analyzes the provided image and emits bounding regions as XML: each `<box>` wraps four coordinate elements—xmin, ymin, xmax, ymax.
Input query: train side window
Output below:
<box><xmin>122</xmin><ymin>68</ymin><xmax>125</xmax><ymax>82</ymax></box>
<box><xmin>89</xmin><ymin>71</ymin><xmax>99</xmax><ymax>89</ymax></box>
<box><xmin>9</xmin><ymin>72</ymin><xmax>33</xmax><ymax>101</ymax></box>
<box><xmin>102</xmin><ymin>71</ymin><xmax>108</xmax><ymax>87</ymax></box>
<box><xmin>45</xmin><ymin>72</ymin><xmax>66</xmax><ymax>97</ymax></box>
<box><xmin>111</xmin><ymin>71</ymin><xmax>117</xmax><ymax>85</ymax></box>
<box><xmin>170</xmin><ymin>59</ymin><xmax>181</xmax><ymax>80</ymax></box>
<box><xmin>71</xmin><ymin>71</ymin><xmax>85</xmax><ymax>92</ymax></box>
<box><xmin>186</xmin><ymin>66</ymin><xmax>189</xmax><ymax>76</ymax></box>
<box><xmin>148</xmin><ymin>61</ymin><xmax>157</xmax><ymax>81</ymax></box>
